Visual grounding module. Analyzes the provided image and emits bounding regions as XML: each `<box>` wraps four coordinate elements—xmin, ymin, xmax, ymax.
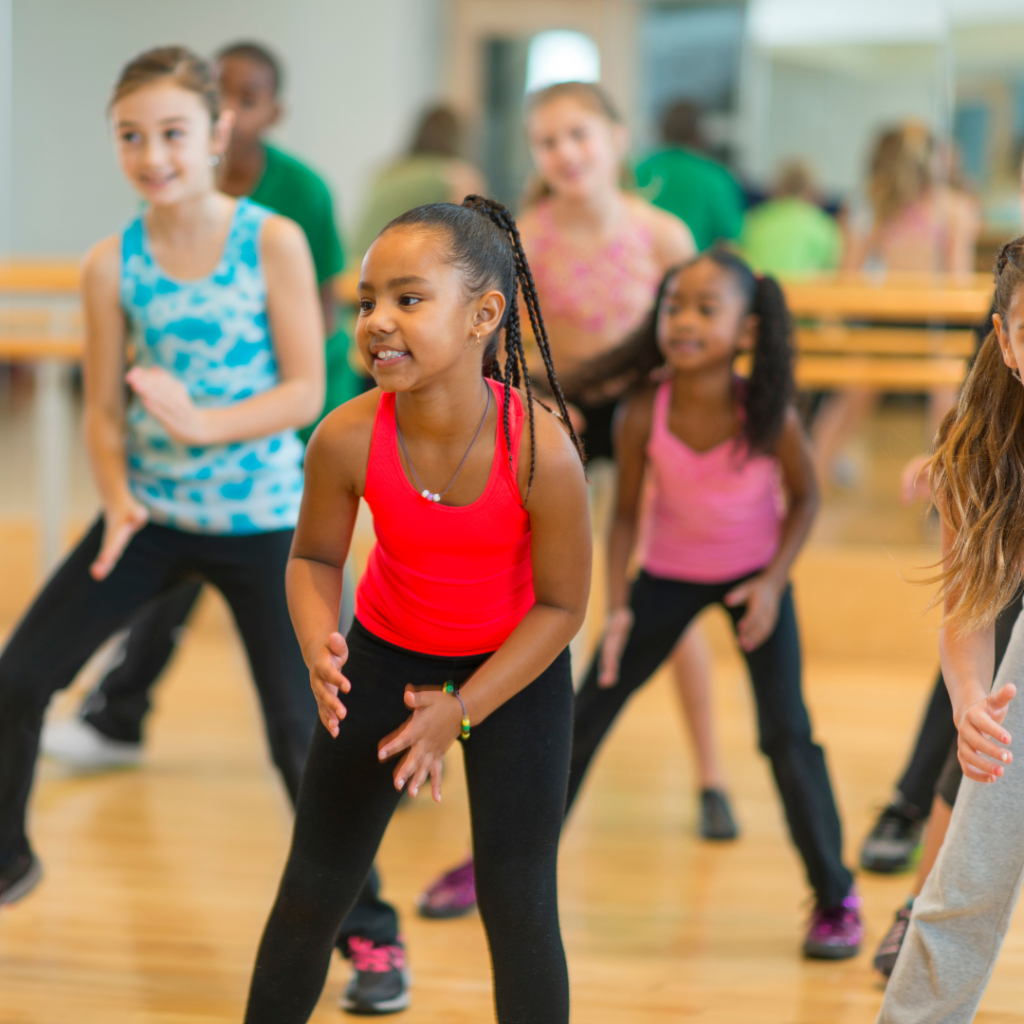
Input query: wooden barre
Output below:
<box><xmin>735</xmin><ymin>352</ymin><xmax>968</xmax><ymax>389</ymax></box>
<box><xmin>783</xmin><ymin>277</ymin><xmax>992</xmax><ymax>324</ymax></box>
<box><xmin>796</xmin><ymin>326</ymin><xmax>976</xmax><ymax>358</ymax></box>
<box><xmin>0</xmin><ymin>333</ymin><xmax>83</xmax><ymax>360</ymax></box>
<box><xmin>0</xmin><ymin>262</ymin><xmax>80</xmax><ymax>293</ymax></box>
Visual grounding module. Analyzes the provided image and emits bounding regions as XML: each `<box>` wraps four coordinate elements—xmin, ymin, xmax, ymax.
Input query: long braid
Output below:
<box><xmin>461</xmin><ymin>196</ymin><xmax>585</xmax><ymax>498</ymax></box>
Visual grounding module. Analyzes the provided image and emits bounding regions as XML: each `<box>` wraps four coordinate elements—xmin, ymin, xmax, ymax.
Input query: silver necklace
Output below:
<box><xmin>395</xmin><ymin>387</ymin><xmax>492</xmax><ymax>503</ymax></box>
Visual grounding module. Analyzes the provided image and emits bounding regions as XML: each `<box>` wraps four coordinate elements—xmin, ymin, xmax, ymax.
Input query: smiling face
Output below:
<box><xmin>111</xmin><ymin>81</ymin><xmax>232</xmax><ymax>206</ymax></box>
<box><xmin>656</xmin><ymin>258</ymin><xmax>757</xmax><ymax>373</ymax></box>
<box><xmin>527</xmin><ymin>96</ymin><xmax>625</xmax><ymax>201</ymax></box>
<box><xmin>217</xmin><ymin>54</ymin><xmax>279</xmax><ymax>150</ymax></box>
<box><xmin>356</xmin><ymin>225</ymin><xmax>506</xmax><ymax>392</ymax></box>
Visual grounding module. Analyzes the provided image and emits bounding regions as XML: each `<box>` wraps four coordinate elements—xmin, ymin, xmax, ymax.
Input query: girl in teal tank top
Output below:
<box><xmin>0</xmin><ymin>48</ymin><xmax>327</xmax><ymax>948</ymax></box>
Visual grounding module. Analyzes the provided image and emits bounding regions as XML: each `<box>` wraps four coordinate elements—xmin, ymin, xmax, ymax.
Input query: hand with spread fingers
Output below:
<box><xmin>127</xmin><ymin>365</ymin><xmax>211</xmax><ymax>445</ymax></box>
<box><xmin>724</xmin><ymin>572</ymin><xmax>783</xmax><ymax>652</ymax></box>
<box><xmin>956</xmin><ymin>683</ymin><xmax>1016</xmax><ymax>783</ymax></box>
<box><xmin>377</xmin><ymin>686</ymin><xmax>465</xmax><ymax>802</ymax></box>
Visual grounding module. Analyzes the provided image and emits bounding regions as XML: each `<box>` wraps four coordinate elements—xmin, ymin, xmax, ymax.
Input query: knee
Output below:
<box><xmin>758</xmin><ymin>722</ymin><xmax>817</xmax><ymax>761</ymax></box>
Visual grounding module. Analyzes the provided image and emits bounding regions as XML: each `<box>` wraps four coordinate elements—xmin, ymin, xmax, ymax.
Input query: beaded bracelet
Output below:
<box><xmin>443</xmin><ymin>681</ymin><xmax>471</xmax><ymax>740</ymax></box>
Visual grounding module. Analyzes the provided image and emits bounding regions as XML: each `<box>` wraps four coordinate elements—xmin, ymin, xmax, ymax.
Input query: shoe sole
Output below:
<box><xmin>803</xmin><ymin>943</ymin><xmax>861</xmax><ymax>961</ymax></box>
<box><xmin>340</xmin><ymin>969</ymin><xmax>412</xmax><ymax>1015</ymax></box>
<box><xmin>0</xmin><ymin>857</ymin><xmax>42</xmax><ymax>906</ymax></box>
<box><xmin>416</xmin><ymin>900</ymin><xmax>476</xmax><ymax>920</ymax></box>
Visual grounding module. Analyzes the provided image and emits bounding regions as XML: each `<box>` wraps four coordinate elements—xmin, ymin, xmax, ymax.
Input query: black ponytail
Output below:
<box><xmin>382</xmin><ymin>197</ymin><xmax>584</xmax><ymax>499</ymax></box>
<box><xmin>566</xmin><ymin>248</ymin><xmax>794</xmax><ymax>454</ymax></box>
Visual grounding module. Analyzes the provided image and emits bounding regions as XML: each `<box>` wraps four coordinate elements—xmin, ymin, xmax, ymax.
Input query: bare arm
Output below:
<box><xmin>127</xmin><ymin>215</ymin><xmax>325</xmax><ymax>445</ymax></box>
<box><xmin>937</xmin><ymin>517</ymin><xmax>1014</xmax><ymax>783</ymax></box>
<box><xmin>724</xmin><ymin>407</ymin><xmax>819</xmax><ymax>650</ymax></box>
<box><xmin>597</xmin><ymin>391</ymin><xmax>654</xmax><ymax>685</ymax></box>
<box><xmin>81</xmin><ymin>236</ymin><xmax>150</xmax><ymax>579</ymax></box>
<box><xmin>285</xmin><ymin>391</ymin><xmax>378</xmax><ymax>736</ymax></box>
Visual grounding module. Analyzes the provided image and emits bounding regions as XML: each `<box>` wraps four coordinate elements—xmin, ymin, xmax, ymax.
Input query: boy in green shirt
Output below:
<box><xmin>740</xmin><ymin>160</ymin><xmax>842</xmax><ymax>276</ymax></box>
<box><xmin>635</xmin><ymin>100</ymin><xmax>745</xmax><ymax>251</ymax></box>
<box><xmin>42</xmin><ymin>42</ymin><xmax>407</xmax><ymax>1017</ymax></box>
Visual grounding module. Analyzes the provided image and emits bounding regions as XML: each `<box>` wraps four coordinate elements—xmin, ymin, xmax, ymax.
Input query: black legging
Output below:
<box><xmin>0</xmin><ymin>518</ymin><xmax>319</xmax><ymax>864</ymax></box>
<box><xmin>568</xmin><ymin>570</ymin><xmax>854</xmax><ymax>909</ymax></box>
<box><xmin>245</xmin><ymin>620</ymin><xmax>573</xmax><ymax>1024</ymax></box>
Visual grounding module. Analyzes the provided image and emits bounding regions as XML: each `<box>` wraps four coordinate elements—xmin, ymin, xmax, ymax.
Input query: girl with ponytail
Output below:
<box><xmin>877</xmin><ymin>238</ymin><xmax>1024</xmax><ymax>1022</ymax></box>
<box><xmin>568</xmin><ymin>249</ymin><xmax>861</xmax><ymax>959</ymax></box>
<box><xmin>243</xmin><ymin>197</ymin><xmax>590</xmax><ymax>1024</ymax></box>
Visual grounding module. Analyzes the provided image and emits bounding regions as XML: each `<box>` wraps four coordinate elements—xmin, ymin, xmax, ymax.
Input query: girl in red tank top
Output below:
<box><xmin>244</xmin><ymin>198</ymin><xmax>590</xmax><ymax>1024</ymax></box>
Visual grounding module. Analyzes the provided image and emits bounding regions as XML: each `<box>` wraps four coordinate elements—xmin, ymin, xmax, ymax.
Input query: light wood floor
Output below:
<box><xmin>2</xmin><ymin>398</ymin><xmax>1024</xmax><ymax>1023</ymax></box>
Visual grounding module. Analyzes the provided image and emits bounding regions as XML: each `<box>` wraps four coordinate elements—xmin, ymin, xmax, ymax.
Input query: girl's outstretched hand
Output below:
<box><xmin>90</xmin><ymin>497</ymin><xmax>149</xmax><ymax>580</ymax></box>
<box><xmin>957</xmin><ymin>684</ymin><xmax>1016</xmax><ymax>783</ymax></box>
<box><xmin>126</xmin><ymin>366</ymin><xmax>210</xmax><ymax>446</ymax></box>
<box><xmin>377</xmin><ymin>686</ymin><xmax>464</xmax><ymax>802</ymax></box>
<box><xmin>598</xmin><ymin>608</ymin><xmax>635</xmax><ymax>687</ymax></box>
<box><xmin>724</xmin><ymin>574</ymin><xmax>782</xmax><ymax>652</ymax></box>
<box><xmin>307</xmin><ymin>631</ymin><xmax>351</xmax><ymax>737</ymax></box>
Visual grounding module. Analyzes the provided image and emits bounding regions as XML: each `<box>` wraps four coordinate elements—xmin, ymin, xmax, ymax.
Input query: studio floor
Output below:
<box><xmin>1</xmin><ymin>386</ymin><xmax>1023</xmax><ymax>1023</ymax></box>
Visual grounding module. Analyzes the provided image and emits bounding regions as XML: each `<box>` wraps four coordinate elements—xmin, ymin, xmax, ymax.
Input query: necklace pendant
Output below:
<box><xmin>422</xmin><ymin>489</ymin><xmax>441</xmax><ymax>503</ymax></box>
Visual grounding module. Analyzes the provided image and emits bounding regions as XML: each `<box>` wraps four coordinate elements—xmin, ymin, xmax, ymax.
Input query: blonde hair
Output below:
<box><xmin>521</xmin><ymin>81</ymin><xmax>626</xmax><ymax>208</ymax></box>
<box><xmin>929</xmin><ymin>237</ymin><xmax>1024</xmax><ymax>631</ymax></box>
<box><xmin>868</xmin><ymin>122</ymin><xmax>933</xmax><ymax>225</ymax></box>
<box><xmin>110</xmin><ymin>45</ymin><xmax>219</xmax><ymax>120</ymax></box>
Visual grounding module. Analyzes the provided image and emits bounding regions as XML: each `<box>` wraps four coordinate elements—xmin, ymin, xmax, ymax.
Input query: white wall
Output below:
<box><xmin>9</xmin><ymin>0</ymin><xmax>443</xmax><ymax>255</ymax></box>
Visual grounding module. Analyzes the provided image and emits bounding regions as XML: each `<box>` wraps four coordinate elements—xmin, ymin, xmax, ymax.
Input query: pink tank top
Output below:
<box><xmin>641</xmin><ymin>382</ymin><xmax>784</xmax><ymax>583</ymax></box>
<box><xmin>528</xmin><ymin>199</ymin><xmax>663</xmax><ymax>337</ymax></box>
<box><xmin>355</xmin><ymin>379</ymin><xmax>534</xmax><ymax>657</ymax></box>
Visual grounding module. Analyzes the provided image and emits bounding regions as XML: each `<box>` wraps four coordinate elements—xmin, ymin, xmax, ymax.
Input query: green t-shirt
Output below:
<box><xmin>740</xmin><ymin>198</ymin><xmax>842</xmax><ymax>277</ymax></box>
<box><xmin>250</xmin><ymin>143</ymin><xmax>345</xmax><ymax>284</ymax></box>
<box><xmin>635</xmin><ymin>146</ymin><xmax>745</xmax><ymax>251</ymax></box>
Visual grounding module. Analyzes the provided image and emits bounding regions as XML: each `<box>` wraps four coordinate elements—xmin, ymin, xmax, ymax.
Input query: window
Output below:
<box><xmin>524</xmin><ymin>30</ymin><xmax>600</xmax><ymax>94</ymax></box>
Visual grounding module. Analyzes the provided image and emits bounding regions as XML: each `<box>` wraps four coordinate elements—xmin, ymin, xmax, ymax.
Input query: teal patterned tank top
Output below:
<box><xmin>121</xmin><ymin>198</ymin><xmax>304</xmax><ymax>534</ymax></box>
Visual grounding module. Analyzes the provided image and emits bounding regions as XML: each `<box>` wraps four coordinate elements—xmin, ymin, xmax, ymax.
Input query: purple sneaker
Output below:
<box><xmin>803</xmin><ymin>887</ymin><xmax>863</xmax><ymax>960</ymax></box>
<box><xmin>416</xmin><ymin>858</ymin><xmax>476</xmax><ymax>919</ymax></box>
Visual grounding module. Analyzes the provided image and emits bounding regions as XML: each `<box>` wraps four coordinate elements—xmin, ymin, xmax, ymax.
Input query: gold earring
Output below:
<box><xmin>475</xmin><ymin>331</ymin><xmax>481</xmax><ymax>345</ymax></box>
<box><xmin>1013</xmin><ymin>368</ymin><xmax>1022</xmax><ymax>383</ymax></box>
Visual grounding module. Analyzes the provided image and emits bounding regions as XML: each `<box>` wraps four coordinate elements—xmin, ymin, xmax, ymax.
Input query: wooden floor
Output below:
<box><xmin>2</xmin><ymin>396</ymin><xmax>1024</xmax><ymax>1023</ymax></box>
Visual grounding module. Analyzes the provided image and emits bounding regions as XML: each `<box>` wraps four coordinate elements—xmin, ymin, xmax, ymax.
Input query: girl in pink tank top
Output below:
<box><xmin>569</xmin><ymin>249</ymin><xmax>861</xmax><ymax>959</ymax></box>
<box><xmin>244</xmin><ymin>198</ymin><xmax>590</xmax><ymax>1024</ymax></box>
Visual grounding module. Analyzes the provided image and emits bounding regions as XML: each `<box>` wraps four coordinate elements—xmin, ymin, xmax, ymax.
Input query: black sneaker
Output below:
<box><xmin>699</xmin><ymin>788</ymin><xmax>739</xmax><ymax>840</ymax></box>
<box><xmin>340</xmin><ymin>937</ymin><xmax>410</xmax><ymax>1015</ymax></box>
<box><xmin>873</xmin><ymin>899</ymin><xmax>914</xmax><ymax>978</ymax></box>
<box><xmin>0</xmin><ymin>851</ymin><xmax>42</xmax><ymax>905</ymax></box>
<box><xmin>860</xmin><ymin>804</ymin><xmax>924</xmax><ymax>873</ymax></box>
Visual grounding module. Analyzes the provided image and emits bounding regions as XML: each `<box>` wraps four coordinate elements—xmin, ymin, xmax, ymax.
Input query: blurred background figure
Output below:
<box><xmin>635</xmin><ymin>99</ymin><xmax>746</xmax><ymax>252</ymax></box>
<box><xmin>740</xmin><ymin>160</ymin><xmax>842</xmax><ymax>277</ymax></box>
<box><xmin>812</xmin><ymin>122</ymin><xmax>982</xmax><ymax>487</ymax></box>
<box><xmin>352</xmin><ymin>104</ymin><xmax>487</xmax><ymax>260</ymax></box>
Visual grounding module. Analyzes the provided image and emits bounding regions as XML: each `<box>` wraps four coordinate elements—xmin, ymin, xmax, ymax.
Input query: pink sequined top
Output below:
<box><xmin>527</xmin><ymin>199</ymin><xmax>664</xmax><ymax>338</ymax></box>
<box><xmin>641</xmin><ymin>382</ymin><xmax>784</xmax><ymax>583</ymax></box>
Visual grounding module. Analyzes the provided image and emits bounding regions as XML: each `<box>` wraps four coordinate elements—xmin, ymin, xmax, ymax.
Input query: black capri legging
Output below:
<box><xmin>569</xmin><ymin>570</ymin><xmax>853</xmax><ymax>909</ymax></box>
<box><xmin>245</xmin><ymin>620</ymin><xmax>574</xmax><ymax>1024</ymax></box>
<box><xmin>0</xmin><ymin>518</ymin><xmax>316</xmax><ymax>864</ymax></box>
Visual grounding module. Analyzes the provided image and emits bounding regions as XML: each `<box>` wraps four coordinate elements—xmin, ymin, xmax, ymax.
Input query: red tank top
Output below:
<box><xmin>355</xmin><ymin>378</ymin><xmax>534</xmax><ymax>656</ymax></box>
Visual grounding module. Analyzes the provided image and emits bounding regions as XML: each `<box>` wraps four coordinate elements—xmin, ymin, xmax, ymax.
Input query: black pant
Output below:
<box><xmin>895</xmin><ymin>592</ymin><xmax>1023</xmax><ymax>818</ymax></box>
<box><xmin>0</xmin><ymin>518</ymin><xmax>318</xmax><ymax>863</ymax></box>
<box><xmin>0</xmin><ymin>519</ymin><xmax>399</xmax><ymax>951</ymax></box>
<box><xmin>569</xmin><ymin>570</ymin><xmax>853</xmax><ymax>909</ymax></box>
<box><xmin>246</xmin><ymin>620</ymin><xmax>574</xmax><ymax>1024</ymax></box>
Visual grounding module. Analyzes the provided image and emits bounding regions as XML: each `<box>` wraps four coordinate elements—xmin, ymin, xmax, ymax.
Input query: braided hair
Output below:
<box><xmin>381</xmin><ymin>196</ymin><xmax>584</xmax><ymax>498</ymax></box>
<box><xmin>569</xmin><ymin>248</ymin><xmax>795</xmax><ymax>455</ymax></box>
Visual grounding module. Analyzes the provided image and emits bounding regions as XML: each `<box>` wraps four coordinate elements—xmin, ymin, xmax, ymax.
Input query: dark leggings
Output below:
<box><xmin>245</xmin><ymin>620</ymin><xmax>574</xmax><ymax>1024</ymax></box>
<box><xmin>569</xmin><ymin>570</ymin><xmax>853</xmax><ymax>908</ymax></box>
<box><xmin>0</xmin><ymin>519</ymin><xmax>315</xmax><ymax>863</ymax></box>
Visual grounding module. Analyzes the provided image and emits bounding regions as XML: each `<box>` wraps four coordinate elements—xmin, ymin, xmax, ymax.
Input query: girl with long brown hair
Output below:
<box><xmin>877</xmin><ymin>237</ymin><xmax>1024</xmax><ymax>1021</ymax></box>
